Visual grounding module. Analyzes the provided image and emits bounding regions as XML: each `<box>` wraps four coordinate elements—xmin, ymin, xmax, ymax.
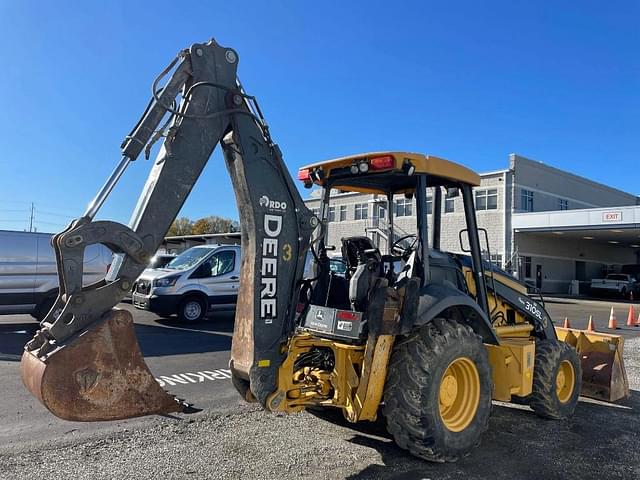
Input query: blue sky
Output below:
<box><xmin>0</xmin><ymin>1</ymin><xmax>638</xmax><ymax>233</ymax></box>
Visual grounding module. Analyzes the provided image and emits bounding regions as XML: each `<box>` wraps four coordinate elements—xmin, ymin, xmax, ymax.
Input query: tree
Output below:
<box><xmin>192</xmin><ymin>218</ymin><xmax>211</xmax><ymax>235</ymax></box>
<box><xmin>167</xmin><ymin>217</ymin><xmax>193</xmax><ymax>236</ymax></box>
<box><xmin>191</xmin><ymin>215</ymin><xmax>238</xmax><ymax>234</ymax></box>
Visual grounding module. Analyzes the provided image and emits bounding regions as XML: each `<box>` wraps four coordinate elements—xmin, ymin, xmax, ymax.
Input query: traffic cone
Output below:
<box><xmin>563</xmin><ymin>317</ymin><xmax>571</xmax><ymax>329</ymax></box>
<box><xmin>636</xmin><ymin>311</ymin><xmax>640</xmax><ymax>327</ymax></box>
<box><xmin>587</xmin><ymin>315</ymin><xmax>596</xmax><ymax>332</ymax></box>
<box><xmin>627</xmin><ymin>305</ymin><xmax>636</xmax><ymax>327</ymax></box>
<box><xmin>608</xmin><ymin>307</ymin><xmax>619</xmax><ymax>329</ymax></box>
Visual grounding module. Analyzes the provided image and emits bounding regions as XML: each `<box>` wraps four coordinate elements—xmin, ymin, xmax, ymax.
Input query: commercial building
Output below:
<box><xmin>159</xmin><ymin>232</ymin><xmax>241</xmax><ymax>254</ymax></box>
<box><xmin>304</xmin><ymin>154</ymin><xmax>640</xmax><ymax>294</ymax></box>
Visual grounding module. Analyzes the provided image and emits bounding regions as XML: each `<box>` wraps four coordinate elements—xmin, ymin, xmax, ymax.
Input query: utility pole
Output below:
<box><xmin>29</xmin><ymin>202</ymin><xmax>35</xmax><ymax>232</ymax></box>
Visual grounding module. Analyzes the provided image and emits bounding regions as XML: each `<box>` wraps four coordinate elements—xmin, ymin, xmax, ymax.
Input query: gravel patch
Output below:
<box><xmin>1</xmin><ymin>338</ymin><xmax>638</xmax><ymax>480</ymax></box>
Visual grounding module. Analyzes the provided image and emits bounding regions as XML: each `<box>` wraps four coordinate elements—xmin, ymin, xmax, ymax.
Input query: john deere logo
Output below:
<box><xmin>259</xmin><ymin>195</ymin><xmax>287</xmax><ymax>211</ymax></box>
<box><xmin>315</xmin><ymin>310</ymin><xmax>324</xmax><ymax>321</ymax></box>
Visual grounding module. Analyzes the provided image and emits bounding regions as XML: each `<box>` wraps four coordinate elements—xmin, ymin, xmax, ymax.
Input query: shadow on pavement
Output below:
<box><xmin>0</xmin><ymin>322</ymin><xmax>39</xmax><ymax>362</ymax></box>
<box><xmin>135</xmin><ymin>314</ymin><xmax>234</xmax><ymax>357</ymax></box>
<box><xmin>0</xmin><ymin>314</ymin><xmax>235</xmax><ymax>361</ymax></box>
<box><xmin>153</xmin><ymin>311</ymin><xmax>236</xmax><ymax>334</ymax></box>
<box><xmin>346</xmin><ymin>391</ymin><xmax>640</xmax><ymax>480</ymax></box>
<box><xmin>308</xmin><ymin>407</ymin><xmax>392</xmax><ymax>439</ymax></box>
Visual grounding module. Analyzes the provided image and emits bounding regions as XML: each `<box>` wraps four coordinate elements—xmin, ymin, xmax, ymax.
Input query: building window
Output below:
<box><xmin>395</xmin><ymin>198</ymin><xmax>412</xmax><ymax>217</ymax></box>
<box><xmin>339</xmin><ymin>205</ymin><xmax>347</xmax><ymax>221</ymax></box>
<box><xmin>328</xmin><ymin>206</ymin><xmax>336</xmax><ymax>222</ymax></box>
<box><xmin>444</xmin><ymin>191</ymin><xmax>455</xmax><ymax>213</ymax></box>
<box><xmin>489</xmin><ymin>254</ymin><xmax>502</xmax><ymax>269</ymax></box>
<box><xmin>373</xmin><ymin>202</ymin><xmax>387</xmax><ymax>219</ymax></box>
<box><xmin>558</xmin><ymin>198</ymin><xmax>568</xmax><ymax>210</ymax></box>
<box><xmin>354</xmin><ymin>203</ymin><xmax>368</xmax><ymax>220</ymax></box>
<box><xmin>426</xmin><ymin>196</ymin><xmax>433</xmax><ymax>214</ymax></box>
<box><xmin>521</xmin><ymin>189</ymin><xmax>534</xmax><ymax>212</ymax></box>
<box><xmin>475</xmin><ymin>189</ymin><xmax>498</xmax><ymax>210</ymax></box>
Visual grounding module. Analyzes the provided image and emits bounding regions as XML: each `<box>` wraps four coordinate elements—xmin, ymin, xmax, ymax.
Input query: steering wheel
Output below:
<box><xmin>391</xmin><ymin>234</ymin><xmax>418</xmax><ymax>258</ymax></box>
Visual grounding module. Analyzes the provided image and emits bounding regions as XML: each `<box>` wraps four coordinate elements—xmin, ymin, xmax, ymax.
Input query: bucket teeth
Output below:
<box><xmin>21</xmin><ymin>309</ymin><xmax>185</xmax><ymax>421</ymax></box>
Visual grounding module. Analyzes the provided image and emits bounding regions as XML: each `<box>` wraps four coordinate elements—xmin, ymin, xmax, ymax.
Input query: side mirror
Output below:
<box><xmin>458</xmin><ymin>229</ymin><xmax>471</xmax><ymax>253</ymax></box>
<box><xmin>458</xmin><ymin>228</ymin><xmax>490</xmax><ymax>252</ymax></box>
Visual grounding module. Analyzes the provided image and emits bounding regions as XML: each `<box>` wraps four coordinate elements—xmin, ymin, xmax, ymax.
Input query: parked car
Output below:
<box><xmin>0</xmin><ymin>230</ymin><xmax>112</xmax><ymax>320</ymax></box>
<box><xmin>590</xmin><ymin>273</ymin><xmax>638</xmax><ymax>299</ymax></box>
<box><xmin>303</xmin><ymin>251</ymin><xmax>347</xmax><ymax>278</ymax></box>
<box><xmin>132</xmin><ymin>244</ymin><xmax>240</xmax><ymax>321</ymax></box>
<box><xmin>621</xmin><ymin>264</ymin><xmax>640</xmax><ymax>282</ymax></box>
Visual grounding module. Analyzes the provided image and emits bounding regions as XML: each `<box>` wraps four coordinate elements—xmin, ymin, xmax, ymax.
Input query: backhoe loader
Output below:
<box><xmin>21</xmin><ymin>39</ymin><xmax>629</xmax><ymax>463</ymax></box>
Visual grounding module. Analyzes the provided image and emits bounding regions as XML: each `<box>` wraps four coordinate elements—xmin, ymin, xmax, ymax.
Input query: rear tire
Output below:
<box><xmin>529</xmin><ymin>340</ymin><xmax>581</xmax><ymax>419</ymax></box>
<box><xmin>383</xmin><ymin>318</ymin><xmax>492</xmax><ymax>463</ymax></box>
<box><xmin>178</xmin><ymin>296</ymin><xmax>207</xmax><ymax>322</ymax></box>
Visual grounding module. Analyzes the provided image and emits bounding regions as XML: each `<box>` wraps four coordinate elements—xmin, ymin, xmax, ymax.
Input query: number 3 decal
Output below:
<box><xmin>282</xmin><ymin>243</ymin><xmax>292</xmax><ymax>261</ymax></box>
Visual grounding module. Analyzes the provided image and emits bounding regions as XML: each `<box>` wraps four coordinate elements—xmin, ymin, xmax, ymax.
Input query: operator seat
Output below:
<box><xmin>341</xmin><ymin>236</ymin><xmax>381</xmax><ymax>311</ymax></box>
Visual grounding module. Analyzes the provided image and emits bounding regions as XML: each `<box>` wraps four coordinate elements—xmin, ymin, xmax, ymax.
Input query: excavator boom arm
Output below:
<box><xmin>22</xmin><ymin>39</ymin><xmax>314</xmax><ymax>420</ymax></box>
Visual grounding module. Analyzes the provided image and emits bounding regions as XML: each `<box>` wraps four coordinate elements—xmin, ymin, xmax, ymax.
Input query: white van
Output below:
<box><xmin>132</xmin><ymin>244</ymin><xmax>240</xmax><ymax>322</ymax></box>
<box><xmin>0</xmin><ymin>230</ymin><xmax>112</xmax><ymax>320</ymax></box>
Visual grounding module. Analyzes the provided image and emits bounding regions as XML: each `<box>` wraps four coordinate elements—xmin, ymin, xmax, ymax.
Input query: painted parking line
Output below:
<box><xmin>155</xmin><ymin>369</ymin><xmax>232</xmax><ymax>387</ymax></box>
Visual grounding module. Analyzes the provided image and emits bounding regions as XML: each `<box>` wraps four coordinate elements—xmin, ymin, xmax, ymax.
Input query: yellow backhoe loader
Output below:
<box><xmin>21</xmin><ymin>39</ymin><xmax>629</xmax><ymax>462</ymax></box>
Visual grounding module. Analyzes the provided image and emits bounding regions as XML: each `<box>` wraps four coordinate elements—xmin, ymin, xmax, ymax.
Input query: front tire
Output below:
<box><xmin>178</xmin><ymin>296</ymin><xmax>207</xmax><ymax>322</ymax></box>
<box><xmin>529</xmin><ymin>340</ymin><xmax>581</xmax><ymax>419</ymax></box>
<box><xmin>383</xmin><ymin>318</ymin><xmax>492</xmax><ymax>463</ymax></box>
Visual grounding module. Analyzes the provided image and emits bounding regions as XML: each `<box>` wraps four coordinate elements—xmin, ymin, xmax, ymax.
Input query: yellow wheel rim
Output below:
<box><xmin>438</xmin><ymin>357</ymin><xmax>480</xmax><ymax>432</ymax></box>
<box><xmin>556</xmin><ymin>360</ymin><xmax>575</xmax><ymax>404</ymax></box>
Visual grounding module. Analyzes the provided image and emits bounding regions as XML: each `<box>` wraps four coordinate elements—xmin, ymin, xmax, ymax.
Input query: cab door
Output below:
<box><xmin>196</xmin><ymin>249</ymin><xmax>239</xmax><ymax>308</ymax></box>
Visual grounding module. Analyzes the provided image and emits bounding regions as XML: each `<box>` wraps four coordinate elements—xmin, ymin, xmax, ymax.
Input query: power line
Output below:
<box><xmin>0</xmin><ymin>202</ymin><xmax>79</xmax><ymax>232</ymax></box>
<box><xmin>37</xmin><ymin>210</ymin><xmax>76</xmax><ymax>218</ymax></box>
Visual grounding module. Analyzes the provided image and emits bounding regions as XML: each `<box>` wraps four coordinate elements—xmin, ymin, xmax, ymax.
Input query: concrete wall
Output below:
<box><xmin>516</xmin><ymin>232</ymin><xmax>637</xmax><ymax>293</ymax></box>
<box><xmin>511</xmin><ymin>154</ymin><xmax>639</xmax><ymax>212</ymax></box>
<box><xmin>516</xmin><ymin>233</ymin><xmax>637</xmax><ymax>266</ymax></box>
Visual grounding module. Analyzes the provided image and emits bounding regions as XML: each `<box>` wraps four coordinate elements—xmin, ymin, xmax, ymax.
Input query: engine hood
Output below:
<box><xmin>137</xmin><ymin>268</ymin><xmax>180</xmax><ymax>282</ymax></box>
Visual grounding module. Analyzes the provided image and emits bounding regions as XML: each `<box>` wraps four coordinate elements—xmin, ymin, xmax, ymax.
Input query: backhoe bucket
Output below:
<box><xmin>555</xmin><ymin>327</ymin><xmax>630</xmax><ymax>402</ymax></box>
<box><xmin>21</xmin><ymin>309</ymin><xmax>182</xmax><ymax>421</ymax></box>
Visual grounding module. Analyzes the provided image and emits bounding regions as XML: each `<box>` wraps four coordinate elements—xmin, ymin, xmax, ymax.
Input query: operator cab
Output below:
<box><xmin>296</xmin><ymin>152</ymin><xmax>489</xmax><ymax>344</ymax></box>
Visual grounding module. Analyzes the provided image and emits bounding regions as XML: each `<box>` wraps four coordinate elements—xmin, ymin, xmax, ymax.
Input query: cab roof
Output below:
<box><xmin>299</xmin><ymin>151</ymin><xmax>480</xmax><ymax>195</ymax></box>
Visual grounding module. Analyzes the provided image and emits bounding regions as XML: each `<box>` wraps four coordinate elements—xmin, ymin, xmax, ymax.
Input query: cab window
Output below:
<box><xmin>209</xmin><ymin>250</ymin><xmax>236</xmax><ymax>277</ymax></box>
<box><xmin>192</xmin><ymin>250</ymin><xmax>236</xmax><ymax>278</ymax></box>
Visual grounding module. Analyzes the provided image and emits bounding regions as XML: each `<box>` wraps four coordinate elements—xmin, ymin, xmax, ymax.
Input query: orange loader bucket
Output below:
<box><xmin>555</xmin><ymin>327</ymin><xmax>630</xmax><ymax>402</ymax></box>
<box><xmin>21</xmin><ymin>309</ymin><xmax>183</xmax><ymax>421</ymax></box>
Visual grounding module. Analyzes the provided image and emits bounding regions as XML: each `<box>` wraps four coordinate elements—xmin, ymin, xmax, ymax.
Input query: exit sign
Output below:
<box><xmin>603</xmin><ymin>211</ymin><xmax>622</xmax><ymax>222</ymax></box>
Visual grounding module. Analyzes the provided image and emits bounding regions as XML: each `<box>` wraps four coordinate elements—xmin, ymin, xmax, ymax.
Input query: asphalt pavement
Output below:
<box><xmin>0</xmin><ymin>303</ymin><xmax>241</xmax><ymax>449</ymax></box>
<box><xmin>0</xmin><ymin>297</ymin><xmax>638</xmax><ymax>479</ymax></box>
